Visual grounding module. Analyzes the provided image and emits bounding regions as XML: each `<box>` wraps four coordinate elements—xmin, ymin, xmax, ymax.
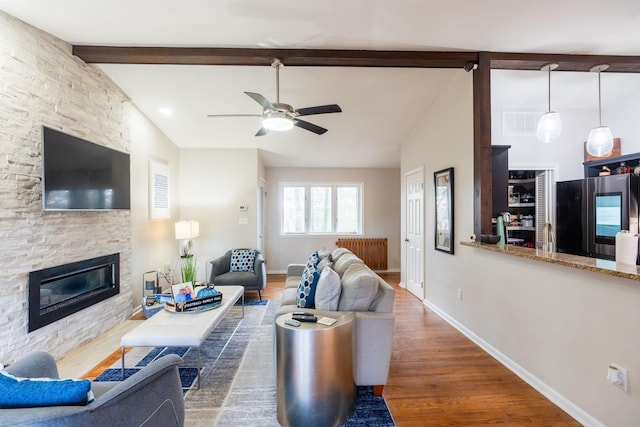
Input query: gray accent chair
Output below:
<box><xmin>209</xmin><ymin>249</ymin><xmax>266</xmax><ymax>300</ymax></box>
<box><xmin>1</xmin><ymin>351</ymin><xmax>185</xmax><ymax>427</ymax></box>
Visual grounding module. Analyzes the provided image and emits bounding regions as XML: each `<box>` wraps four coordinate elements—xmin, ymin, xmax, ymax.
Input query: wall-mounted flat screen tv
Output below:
<box><xmin>42</xmin><ymin>126</ymin><xmax>131</xmax><ymax>210</ymax></box>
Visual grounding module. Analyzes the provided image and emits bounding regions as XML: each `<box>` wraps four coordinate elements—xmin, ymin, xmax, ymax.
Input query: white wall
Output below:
<box><xmin>492</xmin><ymin>109</ymin><xmax>594</xmax><ymax>180</ymax></box>
<box><xmin>177</xmin><ymin>148</ymin><xmax>260</xmax><ymax>280</ymax></box>
<box><xmin>402</xmin><ymin>69</ymin><xmax>640</xmax><ymax>426</ymax></box>
<box><xmin>400</xmin><ymin>70</ymin><xmax>475</xmax><ymax>298</ymax></box>
<box><xmin>264</xmin><ymin>167</ymin><xmax>401</xmax><ymax>272</ymax></box>
<box><xmin>129</xmin><ymin>108</ymin><xmax>180</xmax><ymax>301</ymax></box>
<box><xmin>492</xmin><ymin>94</ymin><xmax>640</xmax><ymax>181</ymax></box>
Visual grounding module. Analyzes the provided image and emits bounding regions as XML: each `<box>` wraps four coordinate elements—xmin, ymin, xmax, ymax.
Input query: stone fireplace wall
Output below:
<box><xmin>0</xmin><ymin>12</ymin><xmax>133</xmax><ymax>362</ymax></box>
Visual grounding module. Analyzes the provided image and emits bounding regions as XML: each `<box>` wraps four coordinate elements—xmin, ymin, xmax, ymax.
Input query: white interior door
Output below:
<box><xmin>405</xmin><ymin>168</ymin><xmax>425</xmax><ymax>300</ymax></box>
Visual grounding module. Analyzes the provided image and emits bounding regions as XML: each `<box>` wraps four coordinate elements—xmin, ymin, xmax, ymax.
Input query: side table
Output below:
<box><xmin>275</xmin><ymin>312</ymin><xmax>356</xmax><ymax>427</ymax></box>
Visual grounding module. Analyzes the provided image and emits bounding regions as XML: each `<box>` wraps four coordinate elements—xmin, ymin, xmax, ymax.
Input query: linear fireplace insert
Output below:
<box><xmin>29</xmin><ymin>253</ymin><xmax>120</xmax><ymax>332</ymax></box>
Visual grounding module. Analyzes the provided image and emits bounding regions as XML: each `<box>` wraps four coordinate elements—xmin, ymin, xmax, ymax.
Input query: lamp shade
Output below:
<box><xmin>586</xmin><ymin>126</ymin><xmax>614</xmax><ymax>157</ymax></box>
<box><xmin>175</xmin><ymin>221</ymin><xmax>200</xmax><ymax>240</ymax></box>
<box><xmin>536</xmin><ymin>112</ymin><xmax>562</xmax><ymax>143</ymax></box>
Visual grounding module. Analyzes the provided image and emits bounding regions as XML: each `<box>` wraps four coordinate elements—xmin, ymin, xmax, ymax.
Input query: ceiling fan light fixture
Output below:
<box><xmin>262</xmin><ymin>111</ymin><xmax>294</xmax><ymax>131</ymax></box>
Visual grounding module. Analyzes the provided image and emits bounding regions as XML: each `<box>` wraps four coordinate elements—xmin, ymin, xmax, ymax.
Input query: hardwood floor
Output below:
<box><xmin>264</xmin><ymin>273</ymin><xmax>580</xmax><ymax>427</ymax></box>
<box><xmin>89</xmin><ymin>274</ymin><xmax>579</xmax><ymax>425</ymax></box>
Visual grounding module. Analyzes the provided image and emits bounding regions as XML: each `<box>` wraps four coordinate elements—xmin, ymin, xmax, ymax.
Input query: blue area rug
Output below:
<box><xmin>344</xmin><ymin>387</ymin><xmax>394</xmax><ymax>426</ymax></box>
<box><xmin>92</xmin><ymin>300</ymin><xmax>394</xmax><ymax>426</ymax></box>
<box><xmin>93</xmin><ymin>346</ymin><xmax>198</xmax><ymax>390</ymax></box>
<box><xmin>236</xmin><ymin>299</ymin><xmax>268</xmax><ymax>306</ymax></box>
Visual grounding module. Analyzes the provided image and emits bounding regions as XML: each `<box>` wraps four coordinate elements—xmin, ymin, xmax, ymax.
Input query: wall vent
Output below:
<box><xmin>502</xmin><ymin>112</ymin><xmax>543</xmax><ymax>136</ymax></box>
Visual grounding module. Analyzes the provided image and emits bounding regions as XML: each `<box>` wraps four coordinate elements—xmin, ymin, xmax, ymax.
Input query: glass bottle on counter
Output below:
<box><xmin>616</xmin><ymin>162</ymin><xmax>631</xmax><ymax>175</ymax></box>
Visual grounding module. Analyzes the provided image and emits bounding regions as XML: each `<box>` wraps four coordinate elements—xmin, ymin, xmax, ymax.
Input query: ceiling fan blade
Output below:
<box><xmin>294</xmin><ymin>119</ymin><xmax>328</xmax><ymax>135</ymax></box>
<box><xmin>295</xmin><ymin>104</ymin><xmax>342</xmax><ymax>116</ymax></box>
<box><xmin>255</xmin><ymin>127</ymin><xmax>268</xmax><ymax>137</ymax></box>
<box><xmin>207</xmin><ymin>114</ymin><xmax>261</xmax><ymax>118</ymax></box>
<box><xmin>244</xmin><ymin>92</ymin><xmax>275</xmax><ymax>110</ymax></box>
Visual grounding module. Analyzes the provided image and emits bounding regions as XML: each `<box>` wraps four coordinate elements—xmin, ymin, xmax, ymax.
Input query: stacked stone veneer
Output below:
<box><xmin>0</xmin><ymin>12</ymin><xmax>133</xmax><ymax>363</ymax></box>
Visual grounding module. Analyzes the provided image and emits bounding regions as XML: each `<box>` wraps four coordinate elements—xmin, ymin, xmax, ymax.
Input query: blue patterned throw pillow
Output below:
<box><xmin>306</xmin><ymin>251</ymin><xmax>320</xmax><ymax>268</ymax></box>
<box><xmin>230</xmin><ymin>249</ymin><xmax>256</xmax><ymax>272</ymax></box>
<box><xmin>296</xmin><ymin>264</ymin><xmax>320</xmax><ymax>308</ymax></box>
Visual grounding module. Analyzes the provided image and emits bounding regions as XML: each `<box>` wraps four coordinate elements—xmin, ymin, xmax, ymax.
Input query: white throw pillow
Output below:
<box><xmin>317</xmin><ymin>257</ymin><xmax>333</xmax><ymax>271</ymax></box>
<box><xmin>315</xmin><ymin>266</ymin><xmax>342</xmax><ymax>310</ymax></box>
<box><xmin>333</xmin><ymin>253</ymin><xmax>363</xmax><ymax>276</ymax></box>
<box><xmin>331</xmin><ymin>247</ymin><xmax>352</xmax><ymax>262</ymax></box>
<box><xmin>338</xmin><ymin>263</ymin><xmax>379</xmax><ymax>311</ymax></box>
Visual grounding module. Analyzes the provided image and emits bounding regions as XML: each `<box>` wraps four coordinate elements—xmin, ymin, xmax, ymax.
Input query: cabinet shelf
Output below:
<box><xmin>508</xmin><ymin>178</ymin><xmax>535</xmax><ymax>184</ymax></box>
<box><xmin>583</xmin><ymin>148</ymin><xmax>640</xmax><ymax>178</ymax></box>
<box><xmin>509</xmin><ymin>203</ymin><xmax>535</xmax><ymax>208</ymax></box>
<box><xmin>507</xmin><ymin>226</ymin><xmax>536</xmax><ymax>231</ymax></box>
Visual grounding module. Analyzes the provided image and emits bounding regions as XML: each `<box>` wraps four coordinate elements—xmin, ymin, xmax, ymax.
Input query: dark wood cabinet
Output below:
<box><xmin>492</xmin><ymin>145</ymin><xmax>510</xmax><ymax>217</ymax></box>
<box><xmin>584</xmin><ymin>151</ymin><xmax>640</xmax><ymax>178</ymax></box>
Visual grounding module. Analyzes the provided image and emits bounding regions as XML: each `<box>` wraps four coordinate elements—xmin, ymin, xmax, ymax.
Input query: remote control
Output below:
<box><xmin>293</xmin><ymin>314</ymin><xmax>318</xmax><ymax>323</ymax></box>
<box><xmin>285</xmin><ymin>318</ymin><xmax>301</xmax><ymax>327</ymax></box>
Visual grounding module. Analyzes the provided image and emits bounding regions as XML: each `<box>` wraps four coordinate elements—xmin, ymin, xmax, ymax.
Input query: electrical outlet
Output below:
<box><xmin>457</xmin><ymin>288</ymin><xmax>463</xmax><ymax>300</ymax></box>
<box><xmin>607</xmin><ymin>363</ymin><xmax>628</xmax><ymax>392</ymax></box>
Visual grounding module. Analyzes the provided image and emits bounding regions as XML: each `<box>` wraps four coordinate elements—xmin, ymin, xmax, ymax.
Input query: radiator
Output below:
<box><xmin>335</xmin><ymin>238</ymin><xmax>388</xmax><ymax>271</ymax></box>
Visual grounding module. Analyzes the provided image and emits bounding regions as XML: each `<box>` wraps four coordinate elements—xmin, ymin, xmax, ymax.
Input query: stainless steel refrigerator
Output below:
<box><xmin>556</xmin><ymin>174</ymin><xmax>639</xmax><ymax>262</ymax></box>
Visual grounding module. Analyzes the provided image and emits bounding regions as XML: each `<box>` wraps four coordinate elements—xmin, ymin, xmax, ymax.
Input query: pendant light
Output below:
<box><xmin>536</xmin><ymin>63</ymin><xmax>562</xmax><ymax>143</ymax></box>
<box><xmin>586</xmin><ymin>64</ymin><xmax>614</xmax><ymax>157</ymax></box>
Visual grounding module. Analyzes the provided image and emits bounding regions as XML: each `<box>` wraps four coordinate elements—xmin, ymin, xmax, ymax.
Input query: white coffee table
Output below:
<box><xmin>120</xmin><ymin>285</ymin><xmax>244</xmax><ymax>388</ymax></box>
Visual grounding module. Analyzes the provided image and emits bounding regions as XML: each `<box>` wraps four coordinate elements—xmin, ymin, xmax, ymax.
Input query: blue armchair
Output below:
<box><xmin>1</xmin><ymin>351</ymin><xmax>185</xmax><ymax>427</ymax></box>
<box><xmin>209</xmin><ymin>249</ymin><xmax>266</xmax><ymax>300</ymax></box>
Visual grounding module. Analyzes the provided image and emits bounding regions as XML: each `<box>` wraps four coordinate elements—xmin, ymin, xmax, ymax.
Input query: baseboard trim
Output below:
<box><xmin>423</xmin><ymin>299</ymin><xmax>604</xmax><ymax>427</ymax></box>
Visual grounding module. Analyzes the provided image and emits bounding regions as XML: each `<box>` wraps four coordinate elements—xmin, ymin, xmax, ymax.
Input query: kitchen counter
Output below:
<box><xmin>461</xmin><ymin>241</ymin><xmax>640</xmax><ymax>282</ymax></box>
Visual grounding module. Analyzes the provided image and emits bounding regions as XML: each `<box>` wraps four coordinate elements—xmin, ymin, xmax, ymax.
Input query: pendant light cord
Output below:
<box><xmin>547</xmin><ymin>66</ymin><xmax>551</xmax><ymax>112</ymax></box>
<box><xmin>598</xmin><ymin>69</ymin><xmax>603</xmax><ymax>126</ymax></box>
<box><xmin>275</xmin><ymin>61</ymin><xmax>281</xmax><ymax>104</ymax></box>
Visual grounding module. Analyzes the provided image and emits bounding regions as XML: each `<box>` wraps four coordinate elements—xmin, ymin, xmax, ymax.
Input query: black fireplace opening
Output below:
<box><xmin>29</xmin><ymin>253</ymin><xmax>120</xmax><ymax>332</ymax></box>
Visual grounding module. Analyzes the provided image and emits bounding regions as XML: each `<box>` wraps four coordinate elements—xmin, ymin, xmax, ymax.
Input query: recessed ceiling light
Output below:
<box><xmin>159</xmin><ymin>107</ymin><xmax>172</xmax><ymax>115</ymax></box>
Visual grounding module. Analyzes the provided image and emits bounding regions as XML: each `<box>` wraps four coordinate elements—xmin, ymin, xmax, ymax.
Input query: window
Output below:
<box><xmin>281</xmin><ymin>183</ymin><xmax>363</xmax><ymax>235</ymax></box>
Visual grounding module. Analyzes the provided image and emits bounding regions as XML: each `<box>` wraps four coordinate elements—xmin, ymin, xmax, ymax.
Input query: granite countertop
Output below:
<box><xmin>461</xmin><ymin>241</ymin><xmax>640</xmax><ymax>281</ymax></box>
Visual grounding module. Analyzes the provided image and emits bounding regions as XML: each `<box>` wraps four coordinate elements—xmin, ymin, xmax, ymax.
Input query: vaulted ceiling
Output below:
<box><xmin>2</xmin><ymin>1</ymin><xmax>640</xmax><ymax>167</ymax></box>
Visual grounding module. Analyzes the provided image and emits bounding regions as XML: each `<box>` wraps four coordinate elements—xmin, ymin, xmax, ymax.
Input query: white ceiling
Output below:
<box><xmin>2</xmin><ymin>1</ymin><xmax>640</xmax><ymax>167</ymax></box>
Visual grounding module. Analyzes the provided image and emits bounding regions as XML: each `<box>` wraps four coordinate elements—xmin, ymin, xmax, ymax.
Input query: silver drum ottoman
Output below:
<box><xmin>275</xmin><ymin>312</ymin><xmax>356</xmax><ymax>427</ymax></box>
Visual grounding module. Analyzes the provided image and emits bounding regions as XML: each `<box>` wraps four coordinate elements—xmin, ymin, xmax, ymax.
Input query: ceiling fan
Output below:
<box><xmin>207</xmin><ymin>58</ymin><xmax>342</xmax><ymax>136</ymax></box>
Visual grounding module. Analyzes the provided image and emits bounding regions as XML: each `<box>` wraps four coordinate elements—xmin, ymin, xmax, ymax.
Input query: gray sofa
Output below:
<box><xmin>209</xmin><ymin>249</ymin><xmax>266</xmax><ymax>300</ymax></box>
<box><xmin>0</xmin><ymin>352</ymin><xmax>185</xmax><ymax>427</ymax></box>
<box><xmin>276</xmin><ymin>248</ymin><xmax>395</xmax><ymax>395</ymax></box>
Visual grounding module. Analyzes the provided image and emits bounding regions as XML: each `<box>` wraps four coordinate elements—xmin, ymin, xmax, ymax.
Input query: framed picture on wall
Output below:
<box><xmin>149</xmin><ymin>159</ymin><xmax>170</xmax><ymax>219</ymax></box>
<box><xmin>434</xmin><ymin>167</ymin><xmax>454</xmax><ymax>254</ymax></box>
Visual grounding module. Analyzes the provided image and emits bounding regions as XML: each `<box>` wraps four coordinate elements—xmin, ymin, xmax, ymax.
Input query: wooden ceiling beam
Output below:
<box><xmin>489</xmin><ymin>52</ymin><xmax>640</xmax><ymax>73</ymax></box>
<box><xmin>73</xmin><ymin>46</ymin><xmax>640</xmax><ymax>72</ymax></box>
<box><xmin>72</xmin><ymin>46</ymin><xmax>479</xmax><ymax>68</ymax></box>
